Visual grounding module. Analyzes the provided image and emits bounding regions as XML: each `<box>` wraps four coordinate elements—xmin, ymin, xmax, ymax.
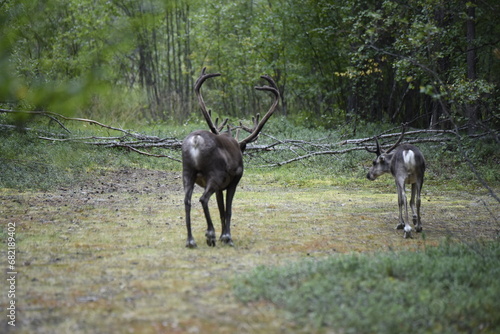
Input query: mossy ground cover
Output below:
<box><xmin>1</xmin><ymin>166</ymin><xmax>498</xmax><ymax>333</ymax></box>
<box><xmin>234</xmin><ymin>240</ymin><xmax>500</xmax><ymax>333</ymax></box>
<box><xmin>1</xmin><ymin>120</ymin><xmax>499</xmax><ymax>333</ymax></box>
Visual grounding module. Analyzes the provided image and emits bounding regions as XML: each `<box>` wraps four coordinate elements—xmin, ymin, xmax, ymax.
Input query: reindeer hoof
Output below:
<box><xmin>205</xmin><ymin>230</ymin><xmax>216</xmax><ymax>247</ymax></box>
<box><xmin>220</xmin><ymin>234</ymin><xmax>234</xmax><ymax>246</ymax></box>
<box><xmin>403</xmin><ymin>224</ymin><xmax>413</xmax><ymax>239</ymax></box>
<box><xmin>186</xmin><ymin>239</ymin><xmax>197</xmax><ymax>248</ymax></box>
<box><xmin>206</xmin><ymin>236</ymin><xmax>216</xmax><ymax>247</ymax></box>
<box><xmin>396</xmin><ymin>223</ymin><xmax>405</xmax><ymax>230</ymax></box>
<box><xmin>403</xmin><ymin>226</ymin><xmax>413</xmax><ymax>239</ymax></box>
<box><xmin>415</xmin><ymin>225</ymin><xmax>423</xmax><ymax>233</ymax></box>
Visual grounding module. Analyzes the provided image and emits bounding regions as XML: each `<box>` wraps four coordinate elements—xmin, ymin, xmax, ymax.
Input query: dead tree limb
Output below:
<box><xmin>338</xmin><ymin>129</ymin><xmax>457</xmax><ymax>145</ymax></box>
<box><xmin>116</xmin><ymin>145</ymin><xmax>182</xmax><ymax>161</ymax></box>
<box><xmin>258</xmin><ymin>137</ymin><xmax>454</xmax><ymax>167</ymax></box>
<box><xmin>1</xmin><ymin>108</ymin><xmax>143</xmax><ymax>138</ymax></box>
<box><xmin>0</xmin><ymin>124</ymin><xmax>65</xmax><ymax>137</ymax></box>
<box><xmin>3</xmin><ymin>107</ymin><xmax>497</xmax><ymax>203</ymax></box>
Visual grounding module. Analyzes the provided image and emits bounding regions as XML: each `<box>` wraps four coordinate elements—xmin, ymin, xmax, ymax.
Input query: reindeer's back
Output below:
<box><xmin>391</xmin><ymin>144</ymin><xmax>426</xmax><ymax>180</ymax></box>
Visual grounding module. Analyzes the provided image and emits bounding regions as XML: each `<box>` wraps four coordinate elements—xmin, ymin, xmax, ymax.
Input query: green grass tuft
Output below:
<box><xmin>233</xmin><ymin>240</ymin><xmax>500</xmax><ymax>333</ymax></box>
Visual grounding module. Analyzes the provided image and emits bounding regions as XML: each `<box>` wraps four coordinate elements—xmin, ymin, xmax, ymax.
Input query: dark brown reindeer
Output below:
<box><xmin>366</xmin><ymin>128</ymin><xmax>426</xmax><ymax>238</ymax></box>
<box><xmin>182</xmin><ymin>68</ymin><xmax>279</xmax><ymax>248</ymax></box>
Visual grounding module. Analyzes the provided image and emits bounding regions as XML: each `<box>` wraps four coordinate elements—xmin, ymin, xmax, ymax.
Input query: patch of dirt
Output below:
<box><xmin>1</xmin><ymin>168</ymin><xmax>499</xmax><ymax>333</ymax></box>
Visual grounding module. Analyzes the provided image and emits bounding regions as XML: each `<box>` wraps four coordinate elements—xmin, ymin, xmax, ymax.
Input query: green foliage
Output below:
<box><xmin>1</xmin><ymin>0</ymin><xmax>117</xmax><ymax>116</ymax></box>
<box><xmin>2</xmin><ymin>0</ymin><xmax>499</xmax><ymax>130</ymax></box>
<box><xmin>0</xmin><ymin>130</ymin><xmax>99</xmax><ymax>190</ymax></box>
<box><xmin>83</xmin><ymin>86</ymin><xmax>150</xmax><ymax>125</ymax></box>
<box><xmin>0</xmin><ymin>117</ymin><xmax>183</xmax><ymax>190</ymax></box>
<box><xmin>234</xmin><ymin>240</ymin><xmax>500</xmax><ymax>333</ymax></box>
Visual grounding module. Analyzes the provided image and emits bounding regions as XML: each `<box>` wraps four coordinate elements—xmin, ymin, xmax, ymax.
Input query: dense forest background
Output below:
<box><xmin>1</xmin><ymin>0</ymin><xmax>499</xmax><ymax>132</ymax></box>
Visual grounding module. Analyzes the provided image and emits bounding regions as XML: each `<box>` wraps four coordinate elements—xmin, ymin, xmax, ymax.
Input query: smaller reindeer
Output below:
<box><xmin>366</xmin><ymin>128</ymin><xmax>426</xmax><ymax>238</ymax></box>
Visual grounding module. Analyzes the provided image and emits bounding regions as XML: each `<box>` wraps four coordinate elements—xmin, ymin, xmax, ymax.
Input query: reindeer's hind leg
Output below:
<box><xmin>215</xmin><ymin>190</ymin><xmax>229</xmax><ymax>244</ymax></box>
<box><xmin>218</xmin><ymin>177</ymin><xmax>240</xmax><ymax>246</ymax></box>
<box><xmin>200</xmin><ymin>186</ymin><xmax>217</xmax><ymax>247</ymax></box>
<box><xmin>396</xmin><ymin>179</ymin><xmax>412</xmax><ymax>238</ymax></box>
<box><xmin>183</xmin><ymin>172</ymin><xmax>197</xmax><ymax>248</ymax></box>
<box><xmin>411</xmin><ymin>182</ymin><xmax>423</xmax><ymax>232</ymax></box>
<box><xmin>410</xmin><ymin>183</ymin><xmax>417</xmax><ymax>226</ymax></box>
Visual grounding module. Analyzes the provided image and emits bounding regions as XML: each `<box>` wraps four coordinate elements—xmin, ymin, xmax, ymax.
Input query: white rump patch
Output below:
<box><xmin>402</xmin><ymin>150</ymin><xmax>415</xmax><ymax>169</ymax></box>
<box><xmin>188</xmin><ymin>135</ymin><xmax>204</xmax><ymax>167</ymax></box>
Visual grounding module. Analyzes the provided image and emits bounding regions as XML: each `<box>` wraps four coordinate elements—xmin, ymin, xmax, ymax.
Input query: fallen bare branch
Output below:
<box><xmin>38</xmin><ymin>134</ymin><xmax>183</xmax><ymax>162</ymax></box>
<box><xmin>257</xmin><ymin>137</ymin><xmax>453</xmax><ymax>167</ymax></box>
<box><xmin>117</xmin><ymin>145</ymin><xmax>182</xmax><ymax>162</ymax></box>
<box><xmin>338</xmin><ymin>129</ymin><xmax>457</xmax><ymax>145</ymax></box>
<box><xmin>0</xmin><ymin>124</ymin><xmax>66</xmax><ymax>137</ymax></box>
<box><xmin>1</xmin><ymin>108</ymin><xmax>143</xmax><ymax>138</ymax></box>
<box><xmin>2</xmin><ymin>109</ymin><xmax>497</xmax><ymax>201</ymax></box>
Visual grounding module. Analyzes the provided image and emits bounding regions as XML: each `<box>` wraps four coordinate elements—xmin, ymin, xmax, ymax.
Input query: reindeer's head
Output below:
<box><xmin>366</xmin><ymin>128</ymin><xmax>406</xmax><ymax>181</ymax></box>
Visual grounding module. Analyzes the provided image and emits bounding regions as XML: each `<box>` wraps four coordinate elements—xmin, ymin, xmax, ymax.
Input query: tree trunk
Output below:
<box><xmin>466</xmin><ymin>1</ymin><xmax>478</xmax><ymax>134</ymax></box>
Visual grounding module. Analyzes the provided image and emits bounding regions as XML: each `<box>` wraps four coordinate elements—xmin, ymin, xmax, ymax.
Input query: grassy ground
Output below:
<box><xmin>1</xmin><ymin>167</ymin><xmax>498</xmax><ymax>333</ymax></box>
<box><xmin>0</xmin><ymin>120</ymin><xmax>499</xmax><ymax>333</ymax></box>
<box><xmin>234</xmin><ymin>240</ymin><xmax>500</xmax><ymax>333</ymax></box>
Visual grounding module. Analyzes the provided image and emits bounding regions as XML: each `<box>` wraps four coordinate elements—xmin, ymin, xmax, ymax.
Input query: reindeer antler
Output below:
<box><xmin>366</xmin><ymin>124</ymin><xmax>407</xmax><ymax>155</ymax></box>
<box><xmin>365</xmin><ymin>137</ymin><xmax>382</xmax><ymax>156</ymax></box>
<box><xmin>385</xmin><ymin>124</ymin><xmax>407</xmax><ymax>153</ymax></box>
<box><xmin>239</xmin><ymin>75</ymin><xmax>280</xmax><ymax>148</ymax></box>
<box><xmin>194</xmin><ymin>67</ymin><xmax>222</xmax><ymax>135</ymax></box>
